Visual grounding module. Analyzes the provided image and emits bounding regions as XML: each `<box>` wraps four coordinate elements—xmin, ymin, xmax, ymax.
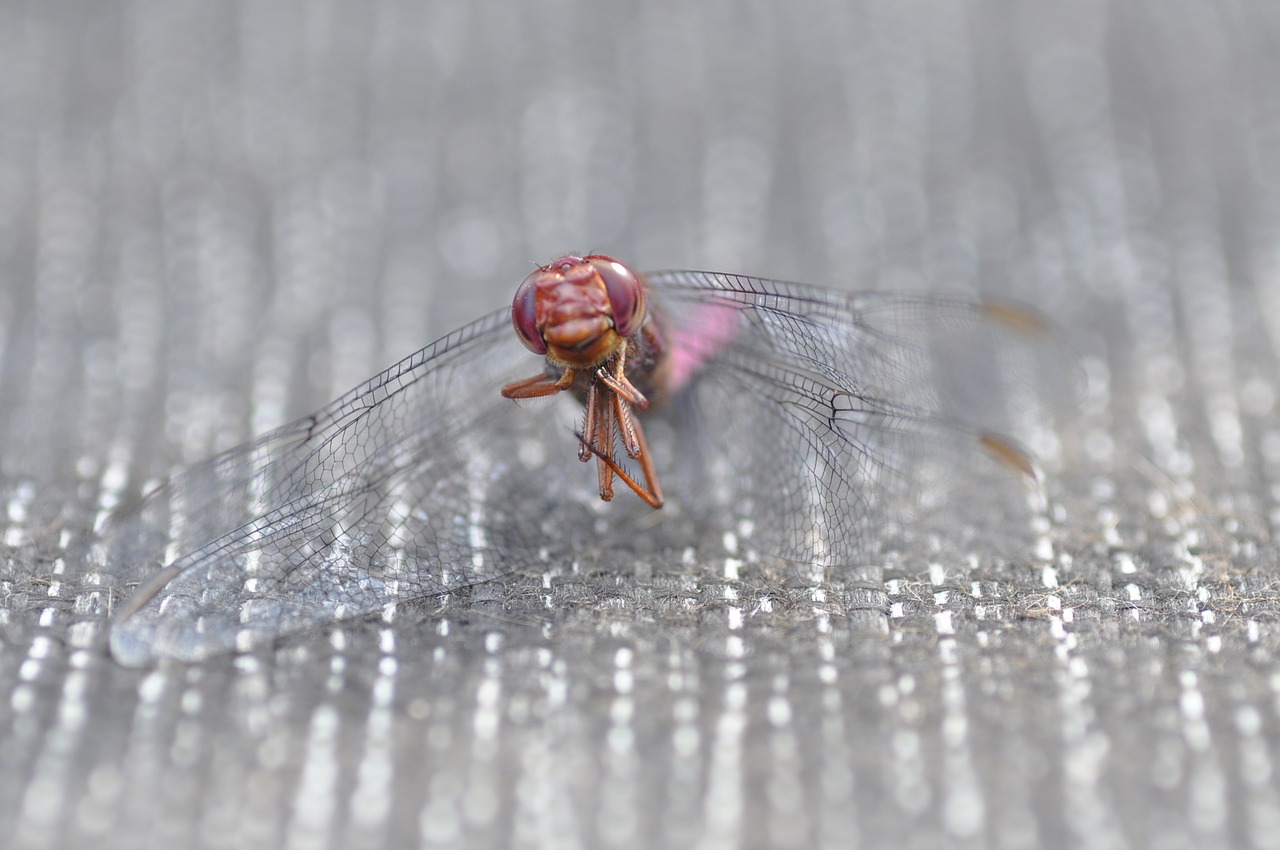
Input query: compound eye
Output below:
<box><xmin>589</xmin><ymin>256</ymin><xmax>646</xmax><ymax>337</ymax></box>
<box><xmin>511</xmin><ymin>273</ymin><xmax>547</xmax><ymax>354</ymax></box>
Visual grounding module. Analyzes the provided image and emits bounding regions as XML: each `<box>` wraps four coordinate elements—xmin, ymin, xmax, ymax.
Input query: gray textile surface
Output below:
<box><xmin>2</xmin><ymin>2</ymin><xmax>1279</xmax><ymax>848</ymax></box>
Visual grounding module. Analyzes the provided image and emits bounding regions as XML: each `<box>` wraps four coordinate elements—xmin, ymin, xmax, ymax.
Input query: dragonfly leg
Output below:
<box><xmin>627</xmin><ymin>413</ymin><xmax>664</xmax><ymax>507</ymax></box>
<box><xmin>501</xmin><ymin>368</ymin><xmax>575</xmax><ymax>399</ymax></box>
<box><xmin>594</xmin><ymin>349</ymin><xmax>649</xmax><ymax>409</ymax></box>
<box><xmin>613</xmin><ymin>391</ymin><xmax>642</xmax><ymax>459</ymax></box>
<box><xmin>577</xmin><ymin>407</ymin><xmax>664</xmax><ymax>509</ymax></box>
<box><xmin>592</xmin><ymin>387</ymin><xmax>617</xmax><ymax>501</ymax></box>
<box><xmin>580</xmin><ymin>380</ymin><xmax>599</xmax><ymax>462</ymax></box>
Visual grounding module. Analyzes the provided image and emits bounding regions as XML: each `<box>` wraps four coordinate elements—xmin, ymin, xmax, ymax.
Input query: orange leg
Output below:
<box><xmin>613</xmin><ymin>390</ymin><xmax>642</xmax><ymax>459</ymax></box>
<box><xmin>588</xmin><ymin>382</ymin><xmax>617</xmax><ymax>501</ymax></box>
<box><xmin>594</xmin><ymin>349</ymin><xmax>649</xmax><ymax>409</ymax></box>
<box><xmin>579</xmin><ymin>379</ymin><xmax>599</xmax><ymax>463</ymax></box>
<box><xmin>501</xmin><ymin>368</ymin><xmax>575</xmax><ymax>399</ymax></box>
<box><xmin>505</xmin><ymin>355</ymin><xmax>663</xmax><ymax>509</ymax></box>
<box><xmin>578</xmin><ymin>399</ymin><xmax>664</xmax><ymax>509</ymax></box>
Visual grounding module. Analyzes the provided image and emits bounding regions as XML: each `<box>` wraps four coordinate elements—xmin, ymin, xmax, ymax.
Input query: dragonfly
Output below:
<box><xmin>500</xmin><ymin>255</ymin><xmax>673</xmax><ymax>508</ymax></box>
<box><xmin>100</xmin><ymin>255</ymin><xmax>1078</xmax><ymax>664</ymax></box>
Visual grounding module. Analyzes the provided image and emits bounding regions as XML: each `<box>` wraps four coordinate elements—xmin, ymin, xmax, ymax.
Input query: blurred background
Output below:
<box><xmin>3</xmin><ymin>1</ymin><xmax>1280</xmax><ymax>848</ymax></box>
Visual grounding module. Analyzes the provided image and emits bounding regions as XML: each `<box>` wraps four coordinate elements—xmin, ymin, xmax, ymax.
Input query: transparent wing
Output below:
<box><xmin>640</xmin><ymin>270</ymin><xmax>1081</xmax><ymax>575</ymax></box>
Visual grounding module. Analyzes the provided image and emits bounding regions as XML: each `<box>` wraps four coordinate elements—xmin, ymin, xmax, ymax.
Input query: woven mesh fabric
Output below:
<box><xmin>2</xmin><ymin>3</ymin><xmax>1279</xmax><ymax>848</ymax></box>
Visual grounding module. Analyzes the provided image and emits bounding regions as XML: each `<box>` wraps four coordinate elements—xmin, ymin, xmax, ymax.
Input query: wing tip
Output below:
<box><xmin>980</xmin><ymin>300</ymin><xmax>1052</xmax><ymax>337</ymax></box>
<box><xmin>979</xmin><ymin>432</ymin><xmax>1039</xmax><ymax>480</ymax></box>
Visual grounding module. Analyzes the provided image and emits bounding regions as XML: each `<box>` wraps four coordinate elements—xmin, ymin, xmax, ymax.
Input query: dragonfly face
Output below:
<box><xmin>510</xmin><ymin>255</ymin><xmax>648</xmax><ymax>369</ymax></box>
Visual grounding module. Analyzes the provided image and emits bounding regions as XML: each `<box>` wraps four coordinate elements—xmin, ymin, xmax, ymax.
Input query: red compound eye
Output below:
<box><xmin>589</xmin><ymin>256</ymin><xmax>646</xmax><ymax>337</ymax></box>
<box><xmin>511</xmin><ymin>272</ymin><xmax>547</xmax><ymax>354</ymax></box>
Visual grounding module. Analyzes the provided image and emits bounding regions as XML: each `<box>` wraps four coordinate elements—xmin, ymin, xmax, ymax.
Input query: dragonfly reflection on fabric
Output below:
<box><xmin>101</xmin><ymin>255</ymin><xmax>1077</xmax><ymax>664</ymax></box>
